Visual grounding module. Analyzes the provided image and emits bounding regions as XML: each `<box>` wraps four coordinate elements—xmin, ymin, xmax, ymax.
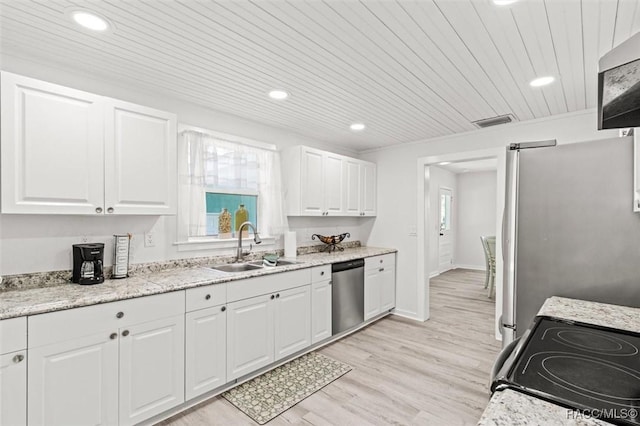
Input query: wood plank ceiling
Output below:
<box><xmin>1</xmin><ymin>0</ymin><xmax>639</xmax><ymax>151</ymax></box>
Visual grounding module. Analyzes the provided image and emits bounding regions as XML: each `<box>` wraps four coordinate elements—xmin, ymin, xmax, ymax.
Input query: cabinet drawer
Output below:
<box><xmin>0</xmin><ymin>317</ymin><xmax>27</xmax><ymax>354</ymax></box>
<box><xmin>186</xmin><ymin>283</ymin><xmax>227</xmax><ymax>312</ymax></box>
<box><xmin>29</xmin><ymin>291</ymin><xmax>185</xmax><ymax>348</ymax></box>
<box><xmin>365</xmin><ymin>253</ymin><xmax>395</xmax><ymax>270</ymax></box>
<box><xmin>310</xmin><ymin>265</ymin><xmax>331</xmax><ymax>283</ymax></box>
<box><xmin>227</xmin><ymin>269</ymin><xmax>311</xmax><ymax>303</ymax></box>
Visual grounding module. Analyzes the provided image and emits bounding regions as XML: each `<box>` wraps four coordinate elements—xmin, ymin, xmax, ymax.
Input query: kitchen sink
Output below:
<box><xmin>209</xmin><ymin>263</ymin><xmax>264</xmax><ymax>273</ymax></box>
<box><xmin>249</xmin><ymin>259</ymin><xmax>301</xmax><ymax>267</ymax></box>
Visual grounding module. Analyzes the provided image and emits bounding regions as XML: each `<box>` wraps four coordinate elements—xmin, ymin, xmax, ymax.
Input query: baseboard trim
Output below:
<box><xmin>454</xmin><ymin>264</ymin><xmax>485</xmax><ymax>271</ymax></box>
<box><xmin>391</xmin><ymin>309</ymin><xmax>427</xmax><ymax>322</ymax></box>
<box><xmin>428</xmin><ymin>271</ymin><xmax>440</xmax><ymax>278</ymax></box>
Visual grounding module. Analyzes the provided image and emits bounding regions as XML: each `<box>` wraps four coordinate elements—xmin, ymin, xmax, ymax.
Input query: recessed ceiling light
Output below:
<box><xmin>493</xmin><ymin>0</ymin><xmax>518</xmax><ymax>5</ymax></box>
<box><xmin>350</xmin><ymin>123</ymin><xmax>365</xmax><ymax>131</ymax></box>
<box><xmin>530</xmin><ymin>76</ymin><xmax>555</xmax><ymax>87</ymax></box>
<box><xmin>268</xmin><ymin>90</ymin><xmax>288</xmax><ymax>100</ymax></box>
<box><xmin>71</xmin><ymin>11</ymin><xmax>110</xmax><ymax>31</ymax></box>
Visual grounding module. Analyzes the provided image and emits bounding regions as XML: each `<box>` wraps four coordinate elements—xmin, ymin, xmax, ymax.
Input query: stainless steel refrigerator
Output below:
<box><xmin>501</xmin><ymin>136</ymin><xmax>640</xmax><ymax>346</ymax></box>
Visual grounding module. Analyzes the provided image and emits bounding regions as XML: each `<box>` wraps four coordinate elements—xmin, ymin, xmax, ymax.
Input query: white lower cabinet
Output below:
<box><xmin>274</xmin><ymin>286</ymin><xmax>311</xmax><ymax>360</ymax></box>
<box><xmin>27</xmin><ymin>291</ymin><xmax>184</xmax><ymax>426</ymax></box>
<box><xmin>311</xmin><ymin>280</ymin><xmax>332</xmax><ymax>344</ymax></box>
<box><xmin>185</xmin><ymin>305</ymin><xmax>227</xmax><ymax>400</ymax></box>
<box><xmin>1</xmin><ymin>350</ymin><xmax>28</xmax><ymax>426</ymax></box>
<box><xmin>28</xmin><ymin>333</ymin><xmax>119</xmax><ymax>426</ymax></box>
<box><xmin>364</xmin><ymin>255</ymin><xmax>396</xmax><ymax>321</ymax></box>
<box><xmin>227</xmin><ymin>285</ymin><xmax>311</xmax><ymax>381</ymax></box>
<box><xmin>227</xmin><ymin>294</ymin><xmax>275</xmax><ymax>381</ymax></box>
<box><xmin>0</xmin><ymin>317</ymin><xmax>27</xmax><ymax>426</ymax></box>
<box><xmin>119</xmin><ymin>315</ymin><xmax>185</xmax><ymax>426</ymax></box>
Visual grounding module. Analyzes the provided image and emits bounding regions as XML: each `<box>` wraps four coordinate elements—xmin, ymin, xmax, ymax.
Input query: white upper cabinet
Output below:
<box><xmin>282</xmin><ymin>145</ymin><xmax>376</xmax><ymax>217</ymax></box>
<box><xmin>104</xmin><ymin>99</ymin><xmax>176</xmax><ymax>215</ymax></box>
<box><xmin>634</xmin><ymin>132</ymin><xmax>640</xmax><ymax>212</ymax></box>
<box><xmin>0</xmin><ymin>72</ymin><xmax>177</xmax><ymax>215</ymax></box>
<box><xmin>1</xmin><ymin>72</ymin><xmax>105</xmax><ymax>214</ymax></box>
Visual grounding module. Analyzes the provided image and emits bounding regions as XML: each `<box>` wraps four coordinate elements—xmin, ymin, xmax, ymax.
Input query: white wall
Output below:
<box><xmin>428</xmin><ymin>167</ymin><xmax>457</xmax><ymax>276</ymax></box>
<box><xmin>0</xmin><ymin>56</ymin><xmax>366</xmax><ymax>276</ymax></box>
<box><xmin>454</xmin><ymin>171</ymin><xmax>497</xmax><ymax>270</ymax></box>
<box><xmin>360</xmin><ymin>109</ymin><xmax>619</xmax><ymax>321</ymax></box>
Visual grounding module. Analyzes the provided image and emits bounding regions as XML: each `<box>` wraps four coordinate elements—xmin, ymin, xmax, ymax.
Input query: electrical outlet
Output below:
<box><xmin>144</xmin><ymin>232</ymin><xmax>155</xmax><ymax>247</ymax></box>
<box><xmin>81</xmin><ymin>235</ymin><xmax>88</xmax><ymax>243</ymax></box>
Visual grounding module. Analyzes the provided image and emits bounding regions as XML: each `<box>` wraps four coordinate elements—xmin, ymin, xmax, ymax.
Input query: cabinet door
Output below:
<box><xmin>323</xmin><ymin>153</ymin><xmax>344</xmax><ymax>215</ymax></box>
<box><xmin>344</xmin><ymin>159</ymin><xmax>361</xmax><ymax>216</ymax></box>
<box><xmin>300</xmin><ymin>147</ymin><xmax>324</xmax><ymax>215</ymax></box>
<box><xmin>227</xmin><ymin>295</ymin><xmax>274</xmax><ymax>381</ymax></box>
<box><xmin>360</xmin><ymin>162</ymin><xmax>377</xmax><ymax>216</ymax></box>
<box><xmin>28</xmin><ymin>333</ymin><xmax>118</xmax><ymax>426</ymax></box>
<box><xmin>185</xmin><ymin>306</ymin><xmax>227</xmax><ymax>400</ymax></box>
<box><xmin>119</xmin><ymin>315</ymin><xmax>184</xmax><ymax>426</ymax></box>
<box><xmin>104</xmin><ymin>99</ymin><xmax>177</xmax><ymax>215</ymax></box>
<box><xmin>274</xmin><ymin>286</ymin><xmax>311</xmax><ymax>360</ymax></box>
<box><xmin>311</xmin><ymin>280</ymin><xmax>332</xmax><ymax>344</ymax></box>
<box><xmin>1</xmin><ymin>72</ymin><xmax>105</xmax><ymax>214</ymax></box>
<box><xmin>379</xmin><ymin>267</ymin><xmax>396</xmax><ymax>312</ymax></box>
<box><xmin>1</xmin><ymin>351</ymin><xmax>27</xmax><ymax>426</ymax></box>
<box><xmin>364</xmin><ymin>268</ymin><xmax>381</xmax><ymax>321</ymax></box>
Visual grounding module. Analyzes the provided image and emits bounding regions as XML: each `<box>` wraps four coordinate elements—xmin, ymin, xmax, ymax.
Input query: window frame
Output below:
<box><xmin>175</xmin><ymin>124</ymin><xmax>277</xmax><ymax>252</ymax></box>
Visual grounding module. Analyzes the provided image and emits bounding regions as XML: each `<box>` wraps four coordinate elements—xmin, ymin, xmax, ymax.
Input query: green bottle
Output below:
<box><xmin>235</xmin><ymin>204</ymin><xmax>249</xmax><ymax>237</ymax></box>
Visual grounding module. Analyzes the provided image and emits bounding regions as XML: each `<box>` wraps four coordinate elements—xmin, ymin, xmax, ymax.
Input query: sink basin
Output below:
<box><xmin>209</xmin><ymin>263</ymin><xmax>264</xmax><ymax>273</ymax></box>
<box><xmin>249</xmin><ymin>259</ymin><xmax>301</xmax><ymax>267</ymax></box>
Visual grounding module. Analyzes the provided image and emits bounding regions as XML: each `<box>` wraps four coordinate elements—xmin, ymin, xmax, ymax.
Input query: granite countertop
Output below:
<box><xmin>478</xmin><ymin>297</ymin><xmax>640</xmax><ymax>425</ymax></box>
<box><xmin>0</xmin><ymin>246</ymin><xmax>396</xmax><ymax>320</ymax></box>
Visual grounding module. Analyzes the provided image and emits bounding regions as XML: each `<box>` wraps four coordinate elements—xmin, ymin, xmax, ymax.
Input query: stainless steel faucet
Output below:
<box><xmin>236</xmin><ymin>221</ymin><xmax>261</xmax><ymax>262</ymax></box>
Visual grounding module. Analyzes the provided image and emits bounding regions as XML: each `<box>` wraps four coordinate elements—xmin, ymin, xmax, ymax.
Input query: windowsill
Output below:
<box><xmin>174</xmin><ymin>236</ymin><xmax>277</xmax><ymax>252</ymax></box>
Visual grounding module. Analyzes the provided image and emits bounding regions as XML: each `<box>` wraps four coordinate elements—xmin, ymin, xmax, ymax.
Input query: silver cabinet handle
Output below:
<box><xmin>122</xmin><ymin>330</ymin><xmax>129</xmax><ymax>337</ymax></box>
<box><xmin>107</xmin><ymin>207</ymin><xmax>114</xmax><ymax>214</ymax></box>
<box><xmin>270</xmin><ymin>294</ymin><xmax>275</xmax><ymax>300</ymax></box>
<box><xmin>205</xmin><ymin>294</ymin><xmax>211</xmax><ymax>300</ymax></box>
<box><xmin>221</xmin><ymin>306</ymin><xmax>226</xmax><ymax>312</ymax></box>
<box><xmin>116</xmin><ymin>312</ymin><xmax>124</xmax><ymax>319</ymax></box>
<box><xmin>110</xmin><ymin>333</ymin><xmax>118</xmax><ymax>340</ymax></box>
<box><xmin>96</xmin><ymin>207</ymin><xmax>103</xmax><ymax>214</ymax></box>
<box><xmin>320</xmin><ymin>271</ymin><xmax>325</xmax><ymax>276</ymax></box>
<box><xmin>276</xmin><ymin>293</ymin><xmax>280</xmax><ymax>298</ymax></box>
<box><xmin>12</xmin><ymin>354</ymin><xmax>24</xmax><ymax>363</ymax></box>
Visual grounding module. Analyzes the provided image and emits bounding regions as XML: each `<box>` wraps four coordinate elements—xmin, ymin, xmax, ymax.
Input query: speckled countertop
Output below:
<box><xmin>0</xmin><ymin>246</ymin><xmax>396</xmax><ymax>320</ymax></box>
<box><xmin>478</xmin><ymin>297</ymin><xmax>640</xmax><ymax>425</ymax></box>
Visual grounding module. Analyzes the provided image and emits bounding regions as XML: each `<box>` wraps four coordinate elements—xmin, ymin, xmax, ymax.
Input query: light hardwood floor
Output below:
<box><xmin>160</xmin><ymin>268</ymin><xmax>501</xmax><ymax>426</ymax></box>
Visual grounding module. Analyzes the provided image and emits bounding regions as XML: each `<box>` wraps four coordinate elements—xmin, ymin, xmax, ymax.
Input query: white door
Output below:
<box><xmin>0</xmin><ymin>72</ymin><xmax>105</xmax><ymax>215</ymax></box>
<box><xmin>323</xmin><ymin>153</ymin><xmax>344</xmax><ymax>215</ymax></box>
<box><xmin>0</xmin><ymin>351</ymin><xmax>27</xmax><ymax>426</ymax></box>
<box><xmin>344</xmin><ymin>159</ymin><xmax>361</xmax><ymax>216</ymax></box>
<box><xmin>119</xmin><ymin>315</ymin><xmax>184</xmax><ymax>426</ymax></box>
<box><xmin>300</xmin><ymin>147</ymin><xmax>324</xmax><ymax>215</ymax></box>
<box><xmin>274</xmin><ymin>286</ymin><xmax>311</xmax><ymax>360</ymax></box>
<box><xmin>185</xmin><ymin>306</ymin><xmax>227</xmax><ymax>400</ymax></box>
<box><xmin>311</xmin><ymin>280</ymin><xmax>332</xmax><ymax>344</ymax></box>
<box><xmin>364</xmin><ymin>268</ymin><xmax>381</xmax><ymax>321</ymax></box>
<box><xmin>438</xmin><ymin>187</ymin><xmax>454</xmax><ymax>273</ymax></box>
<box><xmin>104</xmin><ymin>99</ymin><xmax>176</xmax><ymax>215</ymax></box>
<box><xmin>28</xmin><ymin>333</ymin><xmax>119</xmax><ymax>426</ymax></box>
<box><xmin>360</xmin><ymin>162</ymin><xmax>377</xmax><ymax>216</ymax></box>
<box><xmin>379</xmin><ymin>267</ymin><xmax>396</xmax><ymax>312</ymax></box>
<box><xmin>226</xmin><ymin>295</ymin><xmax>274</xmax><ymax>380</ymax></box>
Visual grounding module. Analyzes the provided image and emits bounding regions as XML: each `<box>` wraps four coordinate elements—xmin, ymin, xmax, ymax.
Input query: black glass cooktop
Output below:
<box><xmin>506</xmin><ymin>317</ymin><xmax>640</xmax><ymax>425</ymax></box>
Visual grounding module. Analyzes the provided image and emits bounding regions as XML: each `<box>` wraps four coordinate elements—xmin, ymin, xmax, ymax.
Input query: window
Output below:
<box><xmin>178</xmin><ymin>127</ymin><xmax>285</xmax><ymax>249</ymax></box>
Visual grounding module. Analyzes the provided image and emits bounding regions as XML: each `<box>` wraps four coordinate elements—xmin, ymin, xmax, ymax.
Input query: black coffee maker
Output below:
<box><xmin>72</xmin><ymin>243</ymin><xmax>105</xmax><ymax>285</ymax></box>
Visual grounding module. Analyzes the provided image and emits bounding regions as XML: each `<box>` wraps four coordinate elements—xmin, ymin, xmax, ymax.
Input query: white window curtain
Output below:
<box><xmin>179</xmin><ymin>130</ymin><xmax>286</xmax><ymax>239</ymax></box>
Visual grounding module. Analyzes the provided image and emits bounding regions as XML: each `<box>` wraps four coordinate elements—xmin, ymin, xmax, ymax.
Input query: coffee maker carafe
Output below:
<box><xmin>72</xmin><ymin>243</ymin><xmax>105</xmax><ymax>285</ymax></box>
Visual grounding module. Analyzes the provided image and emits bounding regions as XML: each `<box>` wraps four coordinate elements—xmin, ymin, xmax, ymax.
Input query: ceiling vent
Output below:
<box><xmin>472</xmin><ymin>114</ymin><xmax>518</xmax><ymax>129</ymax></box>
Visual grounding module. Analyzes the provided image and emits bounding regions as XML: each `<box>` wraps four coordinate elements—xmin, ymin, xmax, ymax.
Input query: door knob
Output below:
<box><xmin>276</xmin><ymin>293</ymin><xmax>280</xmax><ymax>298</ymax></box>
<box><xmin>122</xmin><ymin>330</ymin><xmax>129</xmax><ymax>337</ymax></box>
<box><xmin>107</xmin><ymin>207</ymin><xmax>114</xmax><ymax>214</ymax></box>
<box><xmin>110</xmin><ymin>333</ymin><xmax>118</xmax><ymax>340</ymax></box>
<box><xmin>116</xmin><ymin>312</ymin><xmax>124</xmax><ymax>319</ymax></box>
<box><xmin>205</xmin><ymin>294</ymin><xmax>211</xmax><ymax>300</ymax></box>
<box><xmin>270</xmin><ymin>294</ymin><xmax>275</xmax><ymax>300</ymax></box>
<box><xmin>221</xmin><ymin>306</ymin><xmax>227</xmax><ymax>312</ymax></box>
<box><xmin>12</xmin><ymin>354</ymin><xmax>24</xmax><ymax>363</ymax></box>
<box><xmin>96</xmin><ymin>207</ymin><xmax>103</xmax><ymax>214</ymax></box>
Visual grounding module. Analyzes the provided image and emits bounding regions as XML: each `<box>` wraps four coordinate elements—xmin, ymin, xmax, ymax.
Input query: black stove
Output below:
<box><xmin>492</xmin><ymin>316</ymin><xmax>640</xmax><ymax>425</ymax></box>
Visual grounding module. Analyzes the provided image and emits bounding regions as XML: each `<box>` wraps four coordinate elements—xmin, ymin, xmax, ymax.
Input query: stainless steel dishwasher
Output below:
<box><xmin>331</xmin><ymin>258</ymin><xmax>364</xmax><ymax>334</ymax></box>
